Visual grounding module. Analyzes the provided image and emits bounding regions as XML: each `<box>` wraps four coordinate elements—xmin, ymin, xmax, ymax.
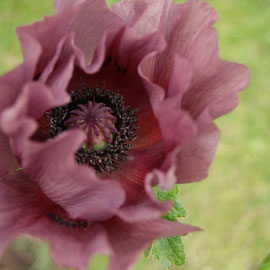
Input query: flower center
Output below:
<box><xmin>64</xmin><ymin>101</ymin><xmax>117</xmax><ymax>149</ymax></box>
<box><xmin>45</xmin><ymin>84</ymin><xmax>138</xmax><ymax>174</ymax></box>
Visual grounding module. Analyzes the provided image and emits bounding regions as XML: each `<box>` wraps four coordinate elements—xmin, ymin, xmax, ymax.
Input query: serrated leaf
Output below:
<box><xmin>153</xmin><ymin>185</ymin><xmax>186</xmax><ymax>221</ymax></box>
<box><xmin>149</xmin><ymin>236</ymin><xmax>185</xmax><ymax>269</ymax></box>
<box><xmin>259</xmin><ymin>252</ymin><xmax>270</xmax><ymax>270</ymax></box>
<box><xmin>147</xmin><ymin>185</ymin><xmax>186</xmax><ymax>269</ymax></box>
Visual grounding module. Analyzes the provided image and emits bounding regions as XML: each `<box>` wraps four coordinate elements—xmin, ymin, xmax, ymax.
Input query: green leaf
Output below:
<box><xmin>259</xmin><ymin>252</ymin><xmax>270</xmax><ymax>270</ymax></box>
<box><xmin>148</xmin><ymin>236</ymin><xmax>185</xmax><ymax>269</ymax></box>
<box><xmin>153</xmin><ymin>185</ymin><xmax>186</xmax><ymax>221</ymax></box>
<box><xmin>146</xmin><ymin>185</ymin><xmax>186</xmax><ymax>268</ymax></box>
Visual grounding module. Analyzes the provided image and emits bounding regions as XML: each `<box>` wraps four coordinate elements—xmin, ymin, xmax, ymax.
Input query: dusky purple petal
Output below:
<box><xmin>117</xmin><ymin>168</ymin><xmax>177</xmax><ymax>223</ymax></box>
<box><xmin>29</xmin><ymin>220</ymin><xmax>110</xmax><ymax>270</ymax></box>
<box><xmin>0</xmin><ymin>172</ymin><xmax>109</xmax><ymax>270</ymax></box>
<box><xmin>0</xmin><ymin>82</ymin><xmax>56</xmax><ymax>158</ymax></box>
<box><xmin>67</xmin><ymin>0</ymin><xmax>165</xmax><ymax>112</ymax></box>
<box><xmin>110</xmin><ymin>0</ymin><xmax>172</xmax><ymax>38</ymax></box>
<box><xmin>17</xmin><ymin>8</ymin><xmax>78</xmax><ymax>77</ymax></box>
<box><xmin>0</xmin><ymin>65</ymin><xmax>32</xmax><ymax>177</ymax></box>
<box><xmin>0</xmin><ymin>0</ymin><xmax>250</xmax><ymax>268</ymax></box>
<box><xmin>111</xmin><ymin>141</ymin><xmax>163</xmax><ymax>205</ymax></box>
<box><xmin>16</xmin><ymin>10</ymin><xmax>82</xmax><ymax>108</ymax></box>
<box><xmin>1</xmin><ymin>80</ymin><xmax>125</xmax><ymax>221</ymax></box>
<box><xmin>71</xmin><ymin>0</ymin><xmax>123</xmax><ymax>65</ymax></box>
<box><xmin>0</xmin><ymin>172</ymin><xmax>53</xmax><ymax>256</ymax></box>
<box><xmin>138</xmin><ymin>55</ymin><xmax>196</xmax><ymax>154</ymax></box>
<box><xmin>0</xmin><ymin>64</ymin><xmax>32</xmax><ymax>113</ymax></box>
<box><xmin>182</xmin><ymin>28</ymin><xmax>250</xmax><ymax>119</ymax></box>
<box><xmin>140</xmin><ymin>0</ymin><xmax>218</xmax><ymax>89</ymax></box>
<box><xmin>105</xmin><ymin>217</ymin><xmax>201</xmax><ymax>270</ymax></box>
<box><xmin>15</xmin><ymin>32</ymin><xmax>42</xmax><ymax>79</ymax></box>
<box><xmin>46</xmin><ymin>47</ymin><xmax>75</xmax><ymax>105</ymax></box>
<box><xmin>175</xmin><ymin>109</ymin><xmax>220</xmax><ymax>183</ymax></box>
<box><xmin>23</xmin><ymin>130</ymin><xmax>125</xmax><ymax>221</ymax></box>
<box><xmin>38</xmin><ymin>37</ymin><xmax>66</xmax><ymax>83</ymax></box>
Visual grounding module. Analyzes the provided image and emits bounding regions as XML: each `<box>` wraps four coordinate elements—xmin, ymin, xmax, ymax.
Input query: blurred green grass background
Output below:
<box><xmin>0</xmin><ymin>0</ymin><xmax>269</xmax><ymax>269</ymax></box>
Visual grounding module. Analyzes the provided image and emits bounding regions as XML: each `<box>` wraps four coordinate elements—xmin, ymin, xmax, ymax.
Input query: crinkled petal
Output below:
<box><xmin>69</xmin><ymin>1</ymin><xmax>165</xmax><ymax>112</ymax></box>
<box><xmin>132</xmin><ymin>0</ymin><xmax>248</xmax><ymax>183</ymax></box>
<box><xmin>14</xmin><ymin>8</ymin><xmax>88</xmax><ymax>113</ymax></box>
<box><xmin>23</xmin><ymin>131</ymin><xmax>125</xmax><ymax>222</ymax></box>
<box><xmin>105</xmin><ymin>217</ymin><xmax>200</xmax><ymax>270</ymax></box>
<box><xmin>46</xmin><ymin>49</ymin><xmax>75</xmax><ymax>104</ymax></box>
<box><xmin>117</xmin><ymin>167</ymin><xmax>177</xmax><ymax>222</ymax></box>
<box><xmin>167</xmin><ymin>56</ymin><xmax>193</xmax><ymax>107</ymax></box>
<box><xmin>141</xmin><ymin>0</ymin><xmax>249</xmax><ymax>119</ymax></box>
<box><xmin>71</xmin><ymin>0</ymin><xmax>123</xmax><ymax>65</ymax></box>
<box><xmin>0</xmin><ymin>1</ymin><xmax>249</xmax><ymax>269</ymax></box>
<box><xmin>117</xmin><ymin>199</ymin><xmax>171</xmax><ymax>223</ymax></box>
<box><xmin>0</xmin><ymin>64</ymin><xmax>32</xmax><ymax>113</ymax></box>
<box><xmin>68</xmin><ymin>29</ymin><xmax>163</xmax><ymax>111</ymax></box>
<box><xmin>139</xmin><ymin>56</ymin><xmax>196</xmax><ymax>154</ymax></box>
<box><xmin>0</xmin><ymin>172</ymin><xmax>197</xmax><ymax>270</ymax></box>
<box><xmin>182</xmin><ymin>27</ymin><xmax>250</xmax><ymax>118</ymax></box>
<box><xmin>175</xmin><ymin>109</ymin><xmax>220</xmax><ymax>183</ymax></box>
<box><xmin>17</xmin><ymin>8</ymin><xmax>78</xmax><ymax>78</ymax></box>
<box><xmin>110</xmin><ymin>0</ymin><xmax>173</xmax><ymax>38</ymax></box>
<box><xmin>1</xmin><ymin>82</ymin><xmax>125</xmax><ymax>221</ymax></box>
<box><xmin>29</xmin><ymin>220</ymin><xmax>110</xmax><ymax>270</ymax></box>
<box><xmin>0</xmin><ymin>172</ymin><xmax>53</xmax><ymax>256</ymax></box>
<box><xmin>15</xmin><ymin>33</ymin><xmax>42</xmax><ymax>79</ymax></box>
<box><xmin>0</xmin><ymin>82</ymin><xmax>56</xmax><ymax>158</ymax></box>
<box><xmin>116</xmin><ymin>0</ymin><xmax>249</xmax><ymax>120</ymax></box>
<box><xmin>112</xmin><ymin>142</ymin><xmax>163</xmax><ymax>205</ymax></box>
<box><xmin>154</xmin><ymin>99</ymin><xmax>196</xmax><ymax>152</ymax></box>
<box><xmin>111</xmin><ymin>29</ymin><xmax>165</xmax><ymax>72</ymax></box>
<box><xmin>150</xmin><ymin>0</ymin><xmax>218</xmax><ymax>89</ymax></box>
<box><xmin>0</xmin><ymin>173</ymin><xmax>109</xmax><ymax>270</ymax></box>
<box><xmin>0</xmin><ymin>65</ymin><xmax>28</xmax><ymax>177</ymax></box>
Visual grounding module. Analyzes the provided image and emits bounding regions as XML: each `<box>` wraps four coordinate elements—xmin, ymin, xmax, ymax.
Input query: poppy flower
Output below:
<box><xmin>0</xmin><ymin>0</ymin><xmax>249</xmax><ymax>269</ymax></box>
